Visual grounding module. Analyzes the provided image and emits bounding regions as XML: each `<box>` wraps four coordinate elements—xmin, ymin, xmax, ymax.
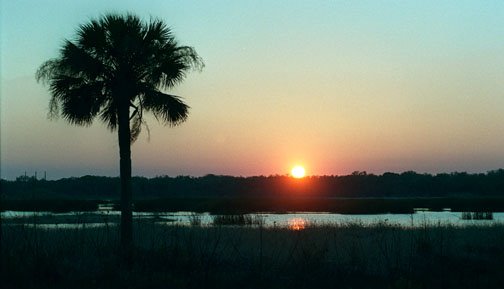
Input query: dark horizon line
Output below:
<box><xmin>3</xmin><ymin>168</ymin><xmax>503</xmax><ymax>182</ymax></box>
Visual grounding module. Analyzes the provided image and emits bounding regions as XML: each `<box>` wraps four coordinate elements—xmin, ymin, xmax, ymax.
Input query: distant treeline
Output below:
<box><xmin>2</xmin><ymin>169</ymin><xmax>504</xmax><ymax>200</ymax></box>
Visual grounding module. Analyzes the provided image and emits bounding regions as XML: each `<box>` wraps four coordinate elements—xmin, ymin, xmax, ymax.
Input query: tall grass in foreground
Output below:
<box><xmin>2</xmin><ymin>221</ymin><xmax>504</xmax><ymax>289</ymax></box>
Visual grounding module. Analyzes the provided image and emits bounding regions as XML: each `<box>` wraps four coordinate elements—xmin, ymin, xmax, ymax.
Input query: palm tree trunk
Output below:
<box><xmin>0</xmin><ymin>184</ymin><xmax>3</xmax><ymax>259</ymax></box>
<box><xmin>118</xmin><ymin>100</ymin><xmax>133</xmax><ymax>252</ymax></box>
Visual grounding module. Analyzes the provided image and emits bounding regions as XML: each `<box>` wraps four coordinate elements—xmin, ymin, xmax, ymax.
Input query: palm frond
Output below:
<box><xmin>144</xmin><ymin>45</ymin><xmax>202</xmax><ymax>89</ymax></box>
<box><xmin>100</xmin><ymin>99</ymin><xmax>118</xmax><ymax>131</ymax></box>
<box><xmin>102</xmin><ymin>13</ymin><xmax>145</xmax><ymax>65</ymax></box>
<box><xmin>48</xmin><ymin>75</ymin><xmax>105</xmax><ymax>126</ymax></box>
<box><xmin>60</xmin><ymin>40</ymin><xmax>107</xmax><ymax>80</ymax></box>
<box><xmin>175</xmin><ymin>46</ymin><xmax>205</xmax><ymax>72</ymax></box>
<box><xmin>142</xmin><ymin>91</ymin><xmax>189</xmax><ymax>126</ymax></box>
<box><xmin>130</xmin><ymin>113</ymin><xmax>142</xmax><ymax>142</ymax></box>
<box><xmin>59</xmin><ymin>89</ymin><xmax>102</xmax><ymax>126</ymax></box>
<box><xmin>76</xmin><ymin>19</ymin><xmax>108</xmax><ymax>57</ymax></box>
<box><xmin>36</xmin><ymin>59</ymin><xmax>61</xmax><ymax>84</ymax></box>
<box><xmin>142</xmin><ymin>18</ymin><xmax>171</xmax><ymax>44</ymax></box>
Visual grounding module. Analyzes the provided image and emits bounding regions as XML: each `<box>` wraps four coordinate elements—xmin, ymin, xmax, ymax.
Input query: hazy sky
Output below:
<box><xmin>2</xmin><ymin>0</ymin><xmax>504</xmax><ymax>179</ymax></box>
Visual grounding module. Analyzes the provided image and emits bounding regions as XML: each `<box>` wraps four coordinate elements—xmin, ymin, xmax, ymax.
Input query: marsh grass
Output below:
<box><xmin>189</xmin><ymin>212</ymin><xmax>202</xmax><ymax>226</ymax></box>
<box><xmin>2</xmin><ymin>220</ymin><xmax>504</xmax><ymax>289</ymax></box>
<box><xmin>461</xmin><ymin>211</ymin><xmax>494</xmax><ymax>220</ymax></box>
<box><xmin>212</xmin><ymin>214</ymin><xmax>265</xmax><ymax>226</ymax></box>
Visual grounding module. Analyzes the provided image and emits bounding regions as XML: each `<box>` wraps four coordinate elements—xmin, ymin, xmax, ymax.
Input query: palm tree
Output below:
<box><xmin>36</xmin><ymin>13</ymin><xmax>203</xmax><ymax>249</ymax></box>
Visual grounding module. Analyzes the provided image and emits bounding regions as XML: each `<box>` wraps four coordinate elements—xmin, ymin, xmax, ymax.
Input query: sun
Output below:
<box><xmin>291</xmin><ymin>165</ymin><xmax>306</xmax><ymax>178</ymax></box>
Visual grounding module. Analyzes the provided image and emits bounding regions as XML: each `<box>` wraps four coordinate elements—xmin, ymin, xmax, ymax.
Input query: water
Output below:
<box><xmin>2</xmin><ymin>209</ymin><xmax>503</xmax><ymax>229</ymax></box>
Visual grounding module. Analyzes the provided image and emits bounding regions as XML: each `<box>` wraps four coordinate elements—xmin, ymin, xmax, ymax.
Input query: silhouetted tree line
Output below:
<box><xmin>2</xmin><ymin>169</ymin><xmax>504</xmax><ymax>200</ymax></box>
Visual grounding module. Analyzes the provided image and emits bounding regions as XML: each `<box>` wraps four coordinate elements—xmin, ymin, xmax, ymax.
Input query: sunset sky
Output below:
<box><xmin>2</xmin><ymin>0</ymin><xmax>504</xmax><ymax>180</ymax></box>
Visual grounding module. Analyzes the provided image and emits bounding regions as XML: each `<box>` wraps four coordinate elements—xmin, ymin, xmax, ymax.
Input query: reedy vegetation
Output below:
<box><xmin>2</xmin><ymin>220</ymin><xmax>504</xmax><ymax>289</ymax></box>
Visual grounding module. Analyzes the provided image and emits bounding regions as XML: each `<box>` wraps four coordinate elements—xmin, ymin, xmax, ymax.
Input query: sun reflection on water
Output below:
<box><xmin>288</xmin><ymin>217</ymin><xmax>307</xmax><ymax>231</ymax></box>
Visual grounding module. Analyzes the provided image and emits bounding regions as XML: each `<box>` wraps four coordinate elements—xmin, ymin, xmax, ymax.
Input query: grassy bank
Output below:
<box><xmin>3</xmin><ymin>196</ymin><xmax>504</xmax><ymax>213</ymax></box>
<box><xmin>2</xmin><ymin>221</ymin><xmax>504</xmax><ymax>289</ymax></box>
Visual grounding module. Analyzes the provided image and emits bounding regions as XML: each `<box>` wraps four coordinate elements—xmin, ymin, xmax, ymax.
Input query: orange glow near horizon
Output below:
<box><xmin>288</xmin><ymin>218</ymin><xmax>307</xmax><ymax>231</ymax></box>
<box><xmin>291</xmin><ymin>165</ymin><xmax>306</xmax><ymax>178</ymax></box>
